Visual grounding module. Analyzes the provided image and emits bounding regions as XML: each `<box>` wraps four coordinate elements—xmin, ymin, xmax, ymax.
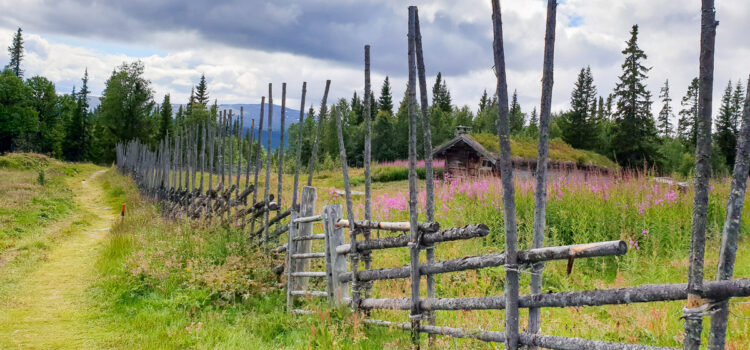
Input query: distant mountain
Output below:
<box><xmin>86</xmin><ymin>98</ymin><xmax>304</xmax><ymax>149</ymax></box>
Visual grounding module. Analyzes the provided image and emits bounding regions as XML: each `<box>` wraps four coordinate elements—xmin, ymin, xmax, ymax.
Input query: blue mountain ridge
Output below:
<box><xmin>86</xmin><ymin>97</ymin><xmax>305</xmax><ymax>149</ymax></box>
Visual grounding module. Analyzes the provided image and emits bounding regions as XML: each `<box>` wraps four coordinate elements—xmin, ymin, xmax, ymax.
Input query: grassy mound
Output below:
<box><xmin>469</xmin><ymin>133</ymin><xmax>618</xmax><ymax>169</ymax></box>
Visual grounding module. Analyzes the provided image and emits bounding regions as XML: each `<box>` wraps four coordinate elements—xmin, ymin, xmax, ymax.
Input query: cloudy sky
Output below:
<box><xmin>1</xmin><ymin>0</ymin><xmax>748</xmax><ymax>121</ymax></box>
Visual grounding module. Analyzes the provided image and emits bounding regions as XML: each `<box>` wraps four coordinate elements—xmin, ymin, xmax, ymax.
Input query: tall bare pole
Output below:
<box><xmin>708</xmin><ymin>75</ymin><xmax>750</xmax><ymax>349</ymax></box>
<box><xmin>684</xmin><ymin>1</ymin><xmax>717</xmax><ymax>348</ymax></box>
<box><xmin>237</xmin><ymin>107</ymin><xmax>244</xmax><ymax>193</ymax></box>
<box><xmin>307</xmin><ymin>80</ymin><xmax>331</xmax><ymax>186</ymax></box>
<box><xmin>228</xmin><ymin>110</ymin><xmax>234</xmax><ymax>193</ymax></box>
<box><xmin>200</xmin><ymin>122</ymin><xmax>206</xmax><ymax>193</ymax></box>
<box><xmin>264</xmin><ymin>84</ymin><xmax>274</xmax><ymax>250</ymax></box>
<box><xmin>250</xmin><ymin>97</ymin><xmax>265</xmax><ymax>237</ymax></box>
<box><xmin>528</xmin><ymin>1</ymin><xmax>557</xmax><ymax>342</ymax></box>
<box><xmin>292</xmin><ymin>82</ymin><xmax>307</xmax><ymax>209</ymax></box>
<box><xmin>407</xmin><ymin>8</ymin><xmax>421</xmax><ymax>348</ymax></box>
<box><xmin>220</xmin><ymin>112</ymin><xmax>226</xmax><ymax>185</ymax></box>
<box><xmin>277</xmin><ymin>83</ymin><xmax>287</xmax><ymax>209</ymax></box>
<box><xmin>246</xmin><ymin>119</ymin><xmax>255</xmax><ymax>192</ymax></box>
<box><xmin>491</xmin><ymin>1</ymin><xmax>519</xmax><ymax>349</ymax></box>
<box><xmin>363</xmin><ymin>46</ymin><xmax>372</xmax><ymax>223</ymax></box>
<box><xmin>413</xmin><ymin>7</ymin><xmax>435</xmax><ymax>339</ymax></box>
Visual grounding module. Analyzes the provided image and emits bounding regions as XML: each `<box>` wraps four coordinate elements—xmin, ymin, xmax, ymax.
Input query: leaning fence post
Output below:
<box><xmin>407</xmin><ymin>8</ymin><xmax>422</xmax><ymax>348</ymax></box>
<box><xmin>295</xmin><ymin>186</ymin><xmax>316</xmax><ymax>291</ymax></box>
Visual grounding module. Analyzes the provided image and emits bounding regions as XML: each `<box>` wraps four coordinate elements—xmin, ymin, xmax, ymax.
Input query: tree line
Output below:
<box><xmin>2</xmin><ymin>25</ymin><xmax>746</xmax><ymax>175</ymax></box>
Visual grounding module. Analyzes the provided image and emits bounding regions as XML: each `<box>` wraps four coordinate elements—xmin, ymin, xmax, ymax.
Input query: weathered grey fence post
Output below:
<box><xmin>286</xmin><ymin>209</ymin><xmax>298</xmax><ymax>311</ymax></box>
<box><xmin>708</xmin><ymin>75</ymin><xmax>750</xmax><ymax>349</ymax></box>
<box><xmin>324</xmin><ymin>204</ymin><xmax>348</xmax><ymax>306</ymax></box>
<box><xmin>491</xmin><ymin>1</ymin><xmax>520</xmax><ymax>349</ymax></box>
<box><xmin>528</xmin><ymin>1</ymin><xmax>557</xmax><ymax>344</ymax></box>
<box><xmin>684</xmin><ymin>1</ymin><xmax>717</xmax><ymax>348</ymax></box>
<box><xmin>294</xmin><ymin>186</ymin><xmax>316</xmax><ymax>291</ymax></box>
<box><xmin>407</xmin><ymin>8</ymin><xmax>422</xmax><ymax>348</ymax></box>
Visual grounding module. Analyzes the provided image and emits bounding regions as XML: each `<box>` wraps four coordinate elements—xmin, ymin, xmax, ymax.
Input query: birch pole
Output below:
<box><xmin>528</xmin><ymin>0</ymin><xmax>557</xmax><ymax>342</ymax></box>
<box><xmin>407</xmin><ymin>9</ymin><xmax>422</xmax><ymax>348</ymax></box>
<box><xmin>292</xmin><ymin>82</ymin><xmax>307</xmax><ymax>209</ymax></box>
<box><xmin>491</xmin><ymin>1</ymin><xmax>519</xmax><ymax>348</ymax></box>
<box><xmin>308</xmin><ymin>80</ymin><xmax>331</xmax><ymax>186</ymax></box>
<box><xmin>277</xmin><ymin>83</ymin><xmax>287</xmax><ymax>210</ymax></box>
<box><xmin>684</xmin><ymin>1</ymin><xmax>717</xmax><ymax>348</ymax></box>
<box><xmin>177</xmin><ymin>128</ymin><xmax>183</xmax><ymax>191</ymax></box>
<box><xmin>264</xmin><ymin>84</ymin><xmax>274</xmax><ymax>251</ymax></box>
<box><xmin>707</xmin><ymin>75</ymin><xmax>749</xmax><ymax>349</ymax></box>
<box><xmin>250</xmin><ymin>97</ymin><xmax>266</xmax><ymax>237</ymax></box>
<box><xmin>412</xmin><ymin>7</ymin><xmax>436</xmax><ymax>338</ymax></box>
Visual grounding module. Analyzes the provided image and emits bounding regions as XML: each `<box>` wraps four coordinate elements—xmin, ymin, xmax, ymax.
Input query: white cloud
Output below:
<box><xmin>0</xmin><ymin>0</ymin><xmax>747</xmax><ymax>126</ymax></box>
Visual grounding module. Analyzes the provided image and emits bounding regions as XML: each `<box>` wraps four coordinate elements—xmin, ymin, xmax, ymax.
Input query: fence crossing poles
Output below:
<box><xmin>707</xmin><ymin>75</ymin><xmax>750</xmax><ymax>349</ymax></box>
<box><xmin>412</xmin><ymin>7</ymin><xmax>436</xmax><ymax>339</ymax></box>
<box><xmin>250</xmin><ymin>97</ymin><xmax>265</xmax><ymax>237</ymax></box>
<box><xmin>407</xmin><ymin>9</ymin><xmax>422</xmax><ymax>348</ymax></box>
<box><xmin>308</xmin><ymin>80</ymin><xmax>331</xmax><ymax>186</ymax></box>
<box><xmin>334</xmin><ymin>106</ymin><xmax>362</xmax><ymax>315</ymax></box>
<box><xmin>292</xmin><ymin>82</ymin><xmax>307</xmax><ymax>210</ymax></box>
<box><xmin>264</xmin><ymin>84</ymin><xmax>274</xmax><ymax>251</ymax></box>
<box><xmin>528</xmin><ymin>0</ymin><xmax>557</xmax><ymax>342</ymax></box>
<box><xmin>684</xmin><ymin>1</ymin><xmax>717</xmax><ymax>348</ymax></box>
<box><xmin>491</xmin><ymin>1</ymin><xmax>520</xmax><ymax>349</ymax></box>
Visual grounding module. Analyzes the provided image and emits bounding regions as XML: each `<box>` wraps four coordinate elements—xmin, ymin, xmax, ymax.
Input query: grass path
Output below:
<box><xmin>0</xmin><ymin>169</ymin><xmax>116</xmax><ymax>349</ymax></box>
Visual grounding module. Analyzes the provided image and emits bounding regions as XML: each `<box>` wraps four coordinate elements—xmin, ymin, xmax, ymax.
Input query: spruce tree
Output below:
<box><xmin>714</xmin><ymin>81</ymin><xmax>736</xmax><ymax>167</ymax></box>
<box><xmin>560</xmin><ymin>67</ymin><xmax>598</xmax><ymax>150</ymax></box>
<box><xmin>526</xmin><ymin>107</ymin><xmax>539</xmax><ymax>137</ymax></box>
<box><xmin>478</xmin><ymin>89</ymin><xmax>489</xmax><ymax>113</ymax></box>
<box><xmin>657</xmin><ymin>79</ymin><xmax>674</xmax><ymax>138</ymax></box>
<box><xmin>610</xmin><ymin>24</ymin><xmax>658</xmax><ymax>166</ymax></box>
<box><xmin>7</xmin><ymin>28</ymin><xmax>23</xmax><ymax>78</ymax></box>
<box><xmin>432</xmin><ymin>72</ymin><xmax>452</xmax><ymax>113</ymax></box>
<box><xmin>377</xmin><ymin>76</ymin><xmax>393</xmax><ymax>115</ymax></box>
<box><xmin>677</xmin><ymin>78</ymin><xmax>699</xmax><ymax>146</ymax></box>
<box><xmin>509</xmin><ymin>90</ymin><xmax>524</xmax><ymax>133</ymax></box>
<box><xmin>604</xmin><ymin>94</ymin><xmax>614</xmax><ymax>120</ymax></box>
<box><xmin>195</xmin><ymin>74</ymin><xmax>209</xmax><ymax>105</ymax></box>
<box><xmin>159</xmin><ymin>94</ymin><xmax>173</xmax><ymax>141</ymax></box>
<box><xmin>350</xmin><ymin>91</ymin><xmax>363</xmax><ymax>124</ymax></box>
<box><xmin>731</xmin><ymin>80</ymin><xmax>745</xmax><ymax>132</ymax></box>
<box><xmin>596</xmin><ymin>96</ymin><xmax>605</xmax><ymax>121</ymax></box>
<box><xmin>63</xmin><ymin>70</ymin><xmax>90</xmax><ymax>161</ymax></box>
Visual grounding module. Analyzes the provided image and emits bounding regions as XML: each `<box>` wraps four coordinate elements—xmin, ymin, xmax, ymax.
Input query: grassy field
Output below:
<box><xmin>0</xmin><ymin>153</ymin><xmax>747</xmax><ymax>348</ymax></box>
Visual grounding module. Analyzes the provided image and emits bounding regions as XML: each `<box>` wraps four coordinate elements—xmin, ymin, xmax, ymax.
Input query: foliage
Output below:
<box><xmin>610</xmin><ymin>25</ymin><xmax>659</xmax><ymax>167</ymax></box>
<box><xmin>6</xmin><ymin>28</ymin><xmax>23</xmax><ymax>78</ymax></box>
<box><xmin>0</xmin><ymin>69</ymin><xmax>37</xmax><ymax>152</ymax></box>
<box><xmin>96</xmin><ymin>61</ymin><xmax>156</xmax><ymax>163</ymax></box>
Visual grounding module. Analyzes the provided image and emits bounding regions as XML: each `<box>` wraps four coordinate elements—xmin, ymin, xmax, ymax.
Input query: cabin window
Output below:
<box><xmin>481</xmin><ymin>159</ymin><xmax>493</xmax><ymax>168</ymax></box>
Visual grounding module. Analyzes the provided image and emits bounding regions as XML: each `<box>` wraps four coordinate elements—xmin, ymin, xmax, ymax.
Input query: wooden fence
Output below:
<box><xmin>114</xmin><ymin>2</ymin><xmax>750</xmax><ymax>349</ymax></box>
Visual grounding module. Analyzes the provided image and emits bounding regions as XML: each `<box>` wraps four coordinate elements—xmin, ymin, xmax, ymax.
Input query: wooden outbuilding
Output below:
<box><xmin>431</xmin><ymin>126</ymin><xmax>499</xmax><ymax>177</ymax></box>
